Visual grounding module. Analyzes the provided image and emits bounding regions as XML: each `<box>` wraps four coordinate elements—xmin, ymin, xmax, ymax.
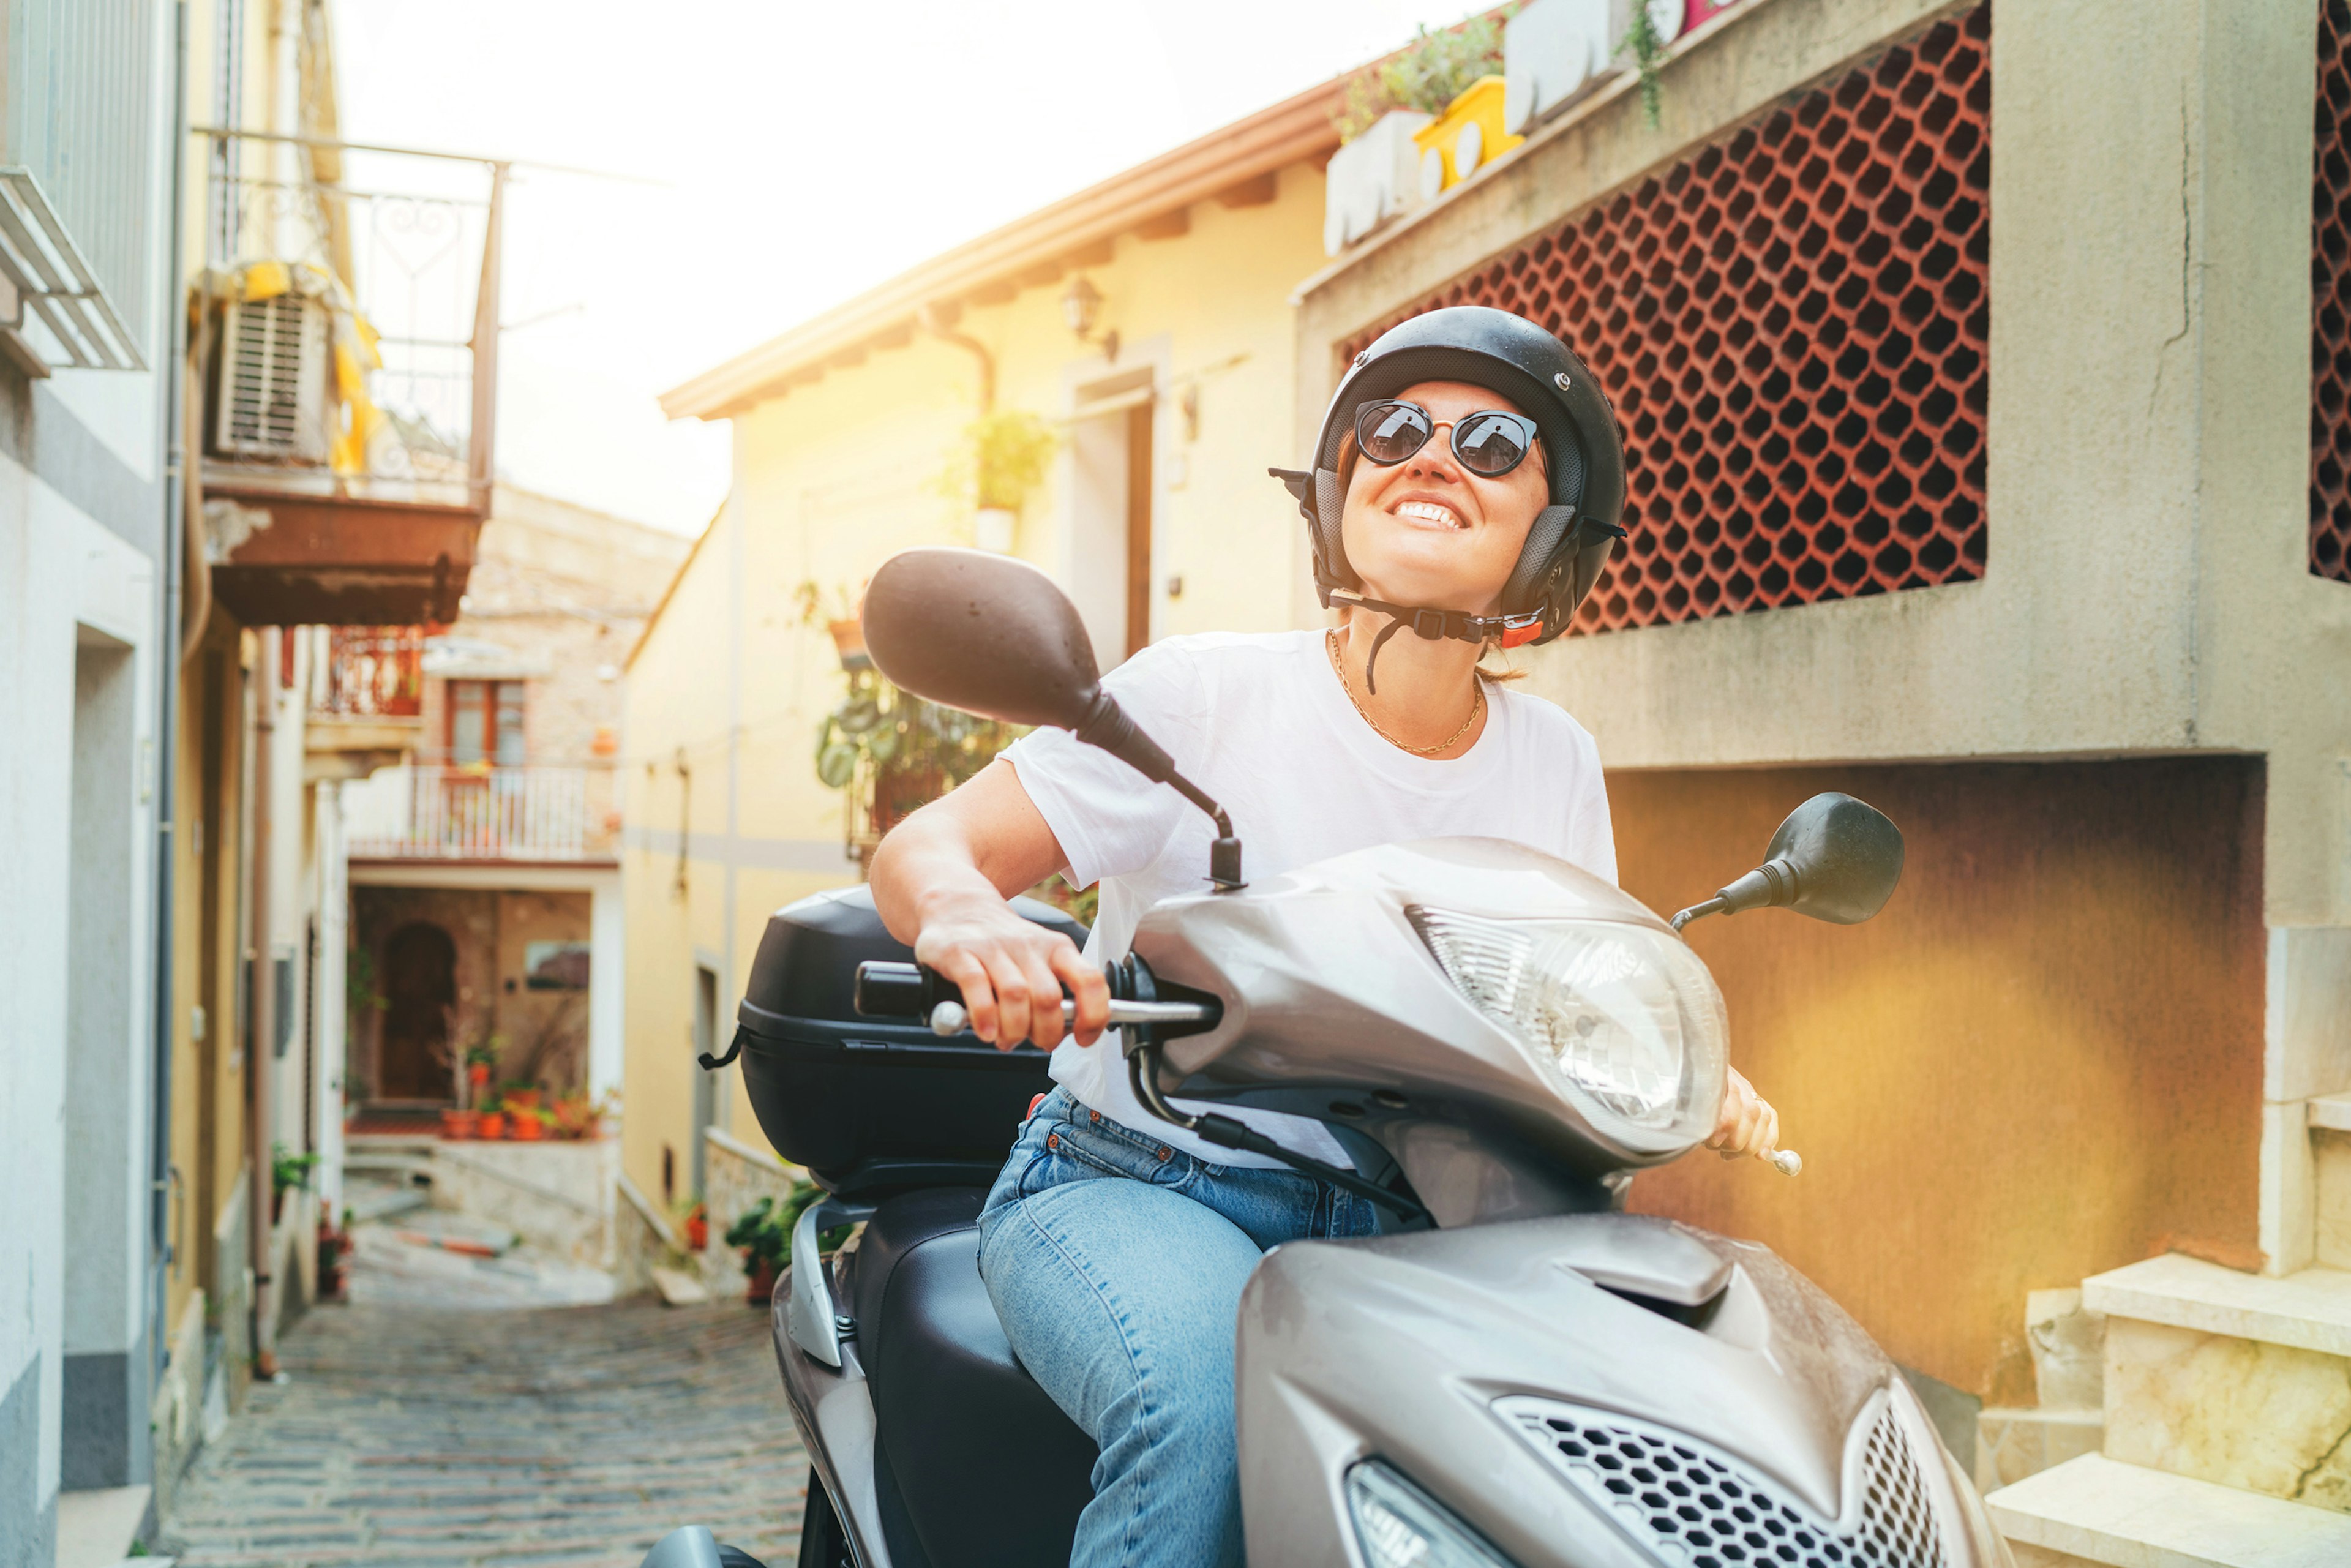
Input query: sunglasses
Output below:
<box><xmin>1353</xmin><ymin>399</ymin><xmax>1541</xmax><ymax>478</ymax></box>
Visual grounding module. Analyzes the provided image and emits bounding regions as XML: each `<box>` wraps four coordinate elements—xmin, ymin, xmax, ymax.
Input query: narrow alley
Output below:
<box><xmin>159</xmin><ymin>1290</ymin><xmax>806</xmax><ymax>1568</ymax></box>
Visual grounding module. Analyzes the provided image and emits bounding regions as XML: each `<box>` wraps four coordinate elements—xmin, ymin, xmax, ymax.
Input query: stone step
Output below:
<box><xmin>1987</xmin><ymin>1453</ymin><xmax>2351</xmax><ymax>1567</ymax></box>
<box><xmin>2311</xmin><ymin>1095</ymin><xmax>2351</xmax><ymax>1269</ymax></box>
<box><xmin>2082</xmin><ymin>1251</ymin><xmax>2351</xmax><ymax>1358</ymax></box>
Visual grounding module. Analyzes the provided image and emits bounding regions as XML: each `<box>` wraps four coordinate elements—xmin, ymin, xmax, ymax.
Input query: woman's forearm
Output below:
<box><xmin>869</xmin><ymin>808</ymin><xmax>1003</xmax><ymax>945</ymax></box>
<box><xmin>866</xmin><ymin>759</ymin><xmax>1105</xmax><ymax>1047</ymax></box>
<box><xmin>868</xmin><ymin>757</ymin><xmax>1070</xmax><ymax>945</ymax></box>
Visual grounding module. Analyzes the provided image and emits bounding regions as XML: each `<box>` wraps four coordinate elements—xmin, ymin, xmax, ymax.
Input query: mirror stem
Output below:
<box><xmin>1074</xmin><ymin>689</ymin><xmax>1245</xmax><ymax>890</ymax></box>
<box><xmin>1168</xmin><ymin>776</ymin><xmax>1245</xmax><ymax>891</ymax></box>
<box><xmin>1670</xmin><ymin>896</ymin><xmax>1727</xmax><ymax>933</ymax></box>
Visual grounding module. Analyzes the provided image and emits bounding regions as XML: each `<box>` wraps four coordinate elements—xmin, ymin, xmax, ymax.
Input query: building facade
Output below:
<box><xmin>1296</xmin><ymin>0</ymin><xmax>2351</xmax><ymax>1556</ymax></box>
<box><xmin>340</xmin><ymin>485</ymin><xmax>686</xmax><ymax>1123</ymax></box>
<box><xmin>0</xmin><ymin>0</ymin><xmax>179</xmax><ymax>1556</ymax></box>
<box><xmin>627</xmin><ymin>83</ymin><xmax>1345</xmax><ymax>1221</ymax></box>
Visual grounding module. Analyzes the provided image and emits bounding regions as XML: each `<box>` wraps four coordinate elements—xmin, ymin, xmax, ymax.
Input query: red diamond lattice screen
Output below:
<box><xmin>2312</xmin><ymin>0</ymin><xmax>2351</xmax><ymax>583</ymax></box>
<box><xmin>1343</xmin><ymin>6</ymin><xmax>1991</xmax><ymax>636</ymax></box>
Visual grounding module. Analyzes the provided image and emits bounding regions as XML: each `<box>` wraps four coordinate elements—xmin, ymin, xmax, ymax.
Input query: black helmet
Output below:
<box><xmin>1273</xmin><ymin>305</ymin><xmax>1627</xmax><ymax>652</ymax></box>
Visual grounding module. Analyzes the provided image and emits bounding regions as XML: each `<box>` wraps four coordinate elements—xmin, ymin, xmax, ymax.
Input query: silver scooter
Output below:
<box><xmin>656</xmin><ymin>547</ymin><xmax>2011</xmax><ymax>1568</ymax></box>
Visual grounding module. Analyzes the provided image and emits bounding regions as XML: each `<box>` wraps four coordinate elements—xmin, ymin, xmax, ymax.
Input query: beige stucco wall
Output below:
<box><xmin>1297</xmin><ymin>0</ymin><xmax>2348</xmax><ymax>923</ymax></box>
<box><xmin>621</xmin><ymin>163</ymin><xmax>1332</xmax><ymax>1195</ymax></box>
<box><xmin>1297</xmin><ymin>0</ymin><xmax>2351</xmax><ymax>1276</ymax></box>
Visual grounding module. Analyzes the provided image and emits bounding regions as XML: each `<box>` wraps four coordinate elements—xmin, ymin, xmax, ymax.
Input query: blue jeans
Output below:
<box><xmin>977</xmin><ymin>1088</ymin><xmax>1377</xmax><ymax>1568</ymax></box>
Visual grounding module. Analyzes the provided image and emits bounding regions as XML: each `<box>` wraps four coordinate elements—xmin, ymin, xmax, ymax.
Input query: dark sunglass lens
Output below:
<box><xmin>1455</xmin><ymin>413</ymin><xmax>1531</xmax><ymax>475</ymax></box>
<box><xmin>1358</xmin><ymin>402</ymin><xmax>1432</xmax><ymax>463</ymax></box>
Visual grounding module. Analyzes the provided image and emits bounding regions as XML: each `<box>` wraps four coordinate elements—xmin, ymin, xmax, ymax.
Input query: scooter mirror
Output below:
<box><xmin>861</xmin><ymin>547</ymin><xmax>1102</xmax><ymax>729</ymax></box>
<box><xmin>861</xmin><ymin>547</ymin><xmax>1249</xmax><ymax>888</ymax></box>
<box><xmin>1671</xmin><ymin>792</ymin><xmax>1905</xmax><ymax>931</ymax></box>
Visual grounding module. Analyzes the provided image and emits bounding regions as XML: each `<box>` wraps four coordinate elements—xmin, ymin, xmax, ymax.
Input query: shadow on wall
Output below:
<box><xmin>1609</xmin><ymin>757</ymin><xmax>2265</xmax><ymax>1406</ymax></box>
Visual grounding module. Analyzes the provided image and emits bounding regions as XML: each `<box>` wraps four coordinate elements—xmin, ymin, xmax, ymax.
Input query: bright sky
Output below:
<box><xmin>329</xmin><ymin>0</ymin><xmax>1485</xmax><ymax>534</ymax></box>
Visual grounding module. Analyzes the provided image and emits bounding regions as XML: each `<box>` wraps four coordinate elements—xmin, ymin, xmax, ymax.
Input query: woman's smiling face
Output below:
<box><xmin>1337</xmin><ymin>379</ymin><xmax>1550</xmax><ymax>616</ymax></box>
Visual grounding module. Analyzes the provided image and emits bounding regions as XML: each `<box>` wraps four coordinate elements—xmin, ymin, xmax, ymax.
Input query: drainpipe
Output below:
<box><xmin>151</xmin><ymin>0</ymin><xmax>192</xmax><ymax>1395</ymax></box>
<box><xmin>249</xmin><ymin>628</ymin><xmax>278</xmax><ymax>1379</ymax></box>
<box><xmin>917</xmin><ymin>302</ymin><xmax>994</xmax><ymax>414</ymax></box>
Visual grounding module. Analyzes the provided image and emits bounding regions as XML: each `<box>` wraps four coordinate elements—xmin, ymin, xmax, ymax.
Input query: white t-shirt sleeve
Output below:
<box><xmin>1002</xmin><ymin>641</ymin><xmax>1204</xmax><ymax>890</ymax></box>
<box><xmin>1569</xmin><ymin>722</ymin><xmax>1619</xmax><ymax>885</ymax></box>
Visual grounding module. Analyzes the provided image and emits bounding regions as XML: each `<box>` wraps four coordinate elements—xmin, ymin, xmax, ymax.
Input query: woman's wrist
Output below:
<box><xmin>911</xmin><ymin>878</ymin><xmax>1010</xmax><ymax>935</ymax></box>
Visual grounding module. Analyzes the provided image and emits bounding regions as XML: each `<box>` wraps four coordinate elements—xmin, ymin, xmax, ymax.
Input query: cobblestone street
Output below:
<box><xmin>159</xmin><ymin>1294</ymin><xmax>808</xmax><ymax>1568</ymax></box>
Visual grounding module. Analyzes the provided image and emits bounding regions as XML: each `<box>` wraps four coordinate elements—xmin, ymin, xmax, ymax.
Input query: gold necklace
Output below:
<box><xmin>1326</xmin><ymin>628</ymin><xmax>1484</xmax><ymax>756</ymax></box>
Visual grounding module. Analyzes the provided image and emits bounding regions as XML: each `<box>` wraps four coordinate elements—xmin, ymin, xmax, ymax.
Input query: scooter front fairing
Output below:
<box><xmin>1237</xmin><ymin>1214</ymin><xmax>2006</xmax><ymax>1567</ymax></box>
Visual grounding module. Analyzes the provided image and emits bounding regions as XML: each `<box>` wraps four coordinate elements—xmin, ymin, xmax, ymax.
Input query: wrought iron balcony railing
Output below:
<box><xmin>315</xmin><ymin>626</ymin><xmax>424</xmax><ymax>719</ymax></box>
<box><xmin>343</xmin><ymin>762</ymin><xmax>618</xmax><ymax>863</ymax></box>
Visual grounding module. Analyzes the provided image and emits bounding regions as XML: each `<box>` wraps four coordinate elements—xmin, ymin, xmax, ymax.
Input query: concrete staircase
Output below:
<box><xmin>1982</xmin><ymin>1091</ymin><xmax>2351</xmax><ymax>1566</ymax></box>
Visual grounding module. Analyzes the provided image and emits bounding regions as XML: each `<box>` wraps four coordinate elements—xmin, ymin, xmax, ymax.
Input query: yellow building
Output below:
<box><xmin>624</xmin><ymin>80</ymin><xmax>1343</xmax><ymax>1213</ymax></box>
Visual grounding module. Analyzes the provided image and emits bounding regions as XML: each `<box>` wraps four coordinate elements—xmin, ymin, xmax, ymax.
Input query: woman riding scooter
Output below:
<box><xmin>868</xmin><ymin>306</ymin><xmax>1787</xmax><ymax>1568</ymax></box>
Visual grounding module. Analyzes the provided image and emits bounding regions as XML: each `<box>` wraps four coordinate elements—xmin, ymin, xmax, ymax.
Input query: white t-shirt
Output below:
<box><xmin>1003</xmin><ymin>628</ymin><xmax>1617</xmax><ymax>1169</ymax></box>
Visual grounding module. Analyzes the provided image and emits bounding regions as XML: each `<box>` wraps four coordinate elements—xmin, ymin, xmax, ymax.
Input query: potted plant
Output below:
<box><xmin>317</xmin><ymin>1208</ymin><xmax>352</xmax><ymax>1301</ymax></box>
<box><xmin>508</xmin><ymin>1098</ymin><xmax>546</xmax><ymax>1141</ymax></box>
<box><xmin>725</xmin><ymin>1196</ymin><xmax>794</xmax><ymax>1306</ymax></box>
<box><xmin>942</xmin><ymin>410</ymin><xmax>1057</xmax><ymax>553</ymax></box>
<box><xmin>502</xmin><ymin>1082</ymin><xmax>542</xmax><ymax>1114</ymax></box>
<box><xmin>270</xmin><ymin>1142</ymin><xmax>320</xmax><ymax>1225</ymax></box>
<box><xmin>813</xmin><ymin>671</ymin><xmax>1026</xmax><ymax>857</ymax></box>
<box><xmin>463</xmin><ymin>1041</ymin><xmax>499</xmax><ymax>1106</ymax></box>
<box><xmin>684</xmin><ymin>1201</ymin><xmax>710</xmax><ymax>1253</ymax></box>
<box><xmin>550</xmin><ymin>1090</ymin><xmax>609</xmax><ymax>1140</ymax></box>
<box><xmin>478</xmin><ymin>1109</ymin><xmax>507</xmax><ymax>1140</ymax></box>
<box><xmin>440</xmin><ymin>1106</ymin><xmax>479</xmax><ymax>1140</ymax></box>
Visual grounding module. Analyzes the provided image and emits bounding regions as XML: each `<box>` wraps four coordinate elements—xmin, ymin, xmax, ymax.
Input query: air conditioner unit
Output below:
<box><xmin>215</xmin><ymin>291</ymin><xmax>332</xmax><ymax>463</ymax></box>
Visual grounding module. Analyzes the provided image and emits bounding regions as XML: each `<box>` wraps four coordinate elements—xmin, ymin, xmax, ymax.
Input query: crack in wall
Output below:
<box><xmin>2152</xmin><ymin>91</ymin><xmax>2195</xmax><ymax>421</ymax></box>
<box><xmin>2290</xmin><ymin>1405</ymin><xmax>2351</xmax><ymax>1507</ymax></box>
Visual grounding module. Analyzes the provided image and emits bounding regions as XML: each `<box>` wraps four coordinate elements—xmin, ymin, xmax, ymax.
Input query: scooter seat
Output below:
<box><xmin>849</xmin><ymin>1188</ymin><xmax>1097</xmax><ymax>1568</ymax></box>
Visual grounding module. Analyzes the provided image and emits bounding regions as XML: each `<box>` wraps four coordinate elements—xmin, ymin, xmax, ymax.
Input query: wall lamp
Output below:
<box><xmin>1061</xmin><ymin>274</ymin><xmax>1117</xmax><ymax>362</ymax></box>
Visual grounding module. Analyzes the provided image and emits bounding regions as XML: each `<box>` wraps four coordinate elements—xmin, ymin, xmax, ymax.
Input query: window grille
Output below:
<box><xmin>1343</xmin><ymin>7</ymin><xmax>1991</xmax><ymax>636</ymax></box>
<box><xmin>2312</xmin><ymin>1</ymin><xmax>2351</xmax><ymax>583</ymax></box>
<box><xmin>7</xmin><ymin>0</ymin><xmax>158</xmax><ymax>351</ymax></box>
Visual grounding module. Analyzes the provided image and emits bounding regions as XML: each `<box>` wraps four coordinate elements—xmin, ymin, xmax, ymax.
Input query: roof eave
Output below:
<box><xmin>660</xmin><ymin>81</ymin><xmax>1343</xmax><ymax>422</ymax></box>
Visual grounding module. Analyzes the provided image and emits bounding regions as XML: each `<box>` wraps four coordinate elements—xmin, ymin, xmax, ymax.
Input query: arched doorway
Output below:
<box><xmin>379</xmin><ymin>922</ymin><xmax>457</xmax><ymax>1101</ymax></box>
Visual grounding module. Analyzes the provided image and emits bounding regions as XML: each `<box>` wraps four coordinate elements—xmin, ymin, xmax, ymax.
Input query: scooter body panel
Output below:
<box><xmin>1237</xmin><ymin>1214</ymin><xmax>1998</xmax><ymax>1568</ymax></box>
<box><xmin>772</xmin><ymin>1274</ymin><xmax>893</xmax><ymax>1568</ymax></box>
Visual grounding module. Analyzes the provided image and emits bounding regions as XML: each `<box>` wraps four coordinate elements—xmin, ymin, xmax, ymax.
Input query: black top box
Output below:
<box><xmin>733</xmin><ymin>883</ymin><xmax>1086</xmax><ymax>1197</ymax></box>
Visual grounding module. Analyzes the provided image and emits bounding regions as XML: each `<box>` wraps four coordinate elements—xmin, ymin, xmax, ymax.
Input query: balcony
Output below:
<box><xmin>344</xmin><ymin>762</ymin><xmax>619</xmax><ymax>865</ymax></box>
<box><xmin>307</xmin><ymin>626</ymin><xmax>426</xmax><ymax>776</ymax></box>
<box><xmin>192</xmin><ymin>129</ymin><xmax>504</xmax><ymax>626</ymax></box>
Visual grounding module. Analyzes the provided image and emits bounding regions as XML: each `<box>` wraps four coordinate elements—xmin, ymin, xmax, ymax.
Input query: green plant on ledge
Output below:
<box><xmin>271</xmin><ymin>1142</ymin><xmax>320</xmax><ymax>1198</ymax></box>
<box><xmin>728</xmin><ymin>1181</ymin><xmax>853</xmax><ymax>1275</ymax></box>
<box><xmin>814</xmin><ymin>668</ymin><xmax>1024</xmax><ymax>835</ymax></box>
<box><xmin>941</xmin><ymin>409</ymin><xmax>1058</xmax><ymax>513</ymax></box>
<box><xmin>1335</xmin><ymin>9</ymin><xmax>1515</xmax><ymax>142</ymax></box>
<box><xmin>1619</xmin><ymin>2</ymin><xmax>1668</xmax><ymax>129</ymax></box>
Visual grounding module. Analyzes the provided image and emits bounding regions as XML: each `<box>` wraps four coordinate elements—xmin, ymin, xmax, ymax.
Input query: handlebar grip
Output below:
<box><xmin>853</xmin><ymin>961</ymin><xmax>955</xmax><ymax>1019</ymax></box>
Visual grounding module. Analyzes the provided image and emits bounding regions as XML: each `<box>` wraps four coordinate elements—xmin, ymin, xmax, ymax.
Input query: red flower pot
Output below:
<box><xmin>747</xmin><ymin>1258</ymin><xmax>779</xmax><ymax>1306</ymax></box>
<box><xmin>477</xmin><ymin>1112</ymin><xmax>506</xmax><ymax>1140</ymax></box>
<box><xmin>441</xmin><ymin>1109</ymin><xmax>479</xmax><ymax>1141</ymax></box>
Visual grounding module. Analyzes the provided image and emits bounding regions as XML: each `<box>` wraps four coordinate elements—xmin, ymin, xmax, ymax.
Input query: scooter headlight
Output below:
<box><xmin>1408</xmin><ymin>907</ymin><xmax>1727</xmax><ymax>1153</ymax></box>
<box><xmin>1346</xmin><ymin>1460</ymin><xmax>1518</xmax><ymax>1568</ymax></box>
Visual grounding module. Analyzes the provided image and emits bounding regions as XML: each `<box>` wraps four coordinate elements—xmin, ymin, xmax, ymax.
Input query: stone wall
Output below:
<box><xmin>351</xmin><ymin>886</ymin><xmax>593</xmax><ymax>1100</ymax></box>
<box><xmin>431</xmin><ymin>1139</ymin><xmax>620</xmax><ymax>1267</ymax></box>
<box><xmin>696</xmin><ymin>1129</ymin><xmax>807</xmax><ymax>1299</ymax></box>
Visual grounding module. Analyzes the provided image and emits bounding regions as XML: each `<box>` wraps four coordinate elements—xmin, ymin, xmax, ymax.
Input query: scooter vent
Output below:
<box><xmin>1496</xmin><ymin>1398</ymin><xmax>1946</xmax><ymax>1568</ymax></box>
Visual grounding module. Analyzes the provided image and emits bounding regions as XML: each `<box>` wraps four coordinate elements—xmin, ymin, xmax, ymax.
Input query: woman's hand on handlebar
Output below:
<box><xmin>912</xmin><ymin>891</ymin><xmax>1111</xmax><ymax>1051</ymax></box>
<box><xmin>1708</xmin><ymin>1066</ymin><xmax>1780</xmax><ymax>1163</ymax></box>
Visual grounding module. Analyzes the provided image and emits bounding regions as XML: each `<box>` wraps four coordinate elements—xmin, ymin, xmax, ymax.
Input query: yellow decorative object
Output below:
<box><xmin>241</xmin><ymin>259</ymin><xmax>293</xmax><ymax>301</ymax></box>
<box><xmin>1412</xmin><ymin>75</ymin><xmax>1523</xmax><ymax>197</ymax></box>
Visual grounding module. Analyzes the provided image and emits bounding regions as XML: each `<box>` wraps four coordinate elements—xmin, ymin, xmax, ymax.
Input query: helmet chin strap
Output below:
<box><xmin>1325</xmin><ymin>588</ymin><xmax>1545</xmax><ymax>695</ymax></box>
